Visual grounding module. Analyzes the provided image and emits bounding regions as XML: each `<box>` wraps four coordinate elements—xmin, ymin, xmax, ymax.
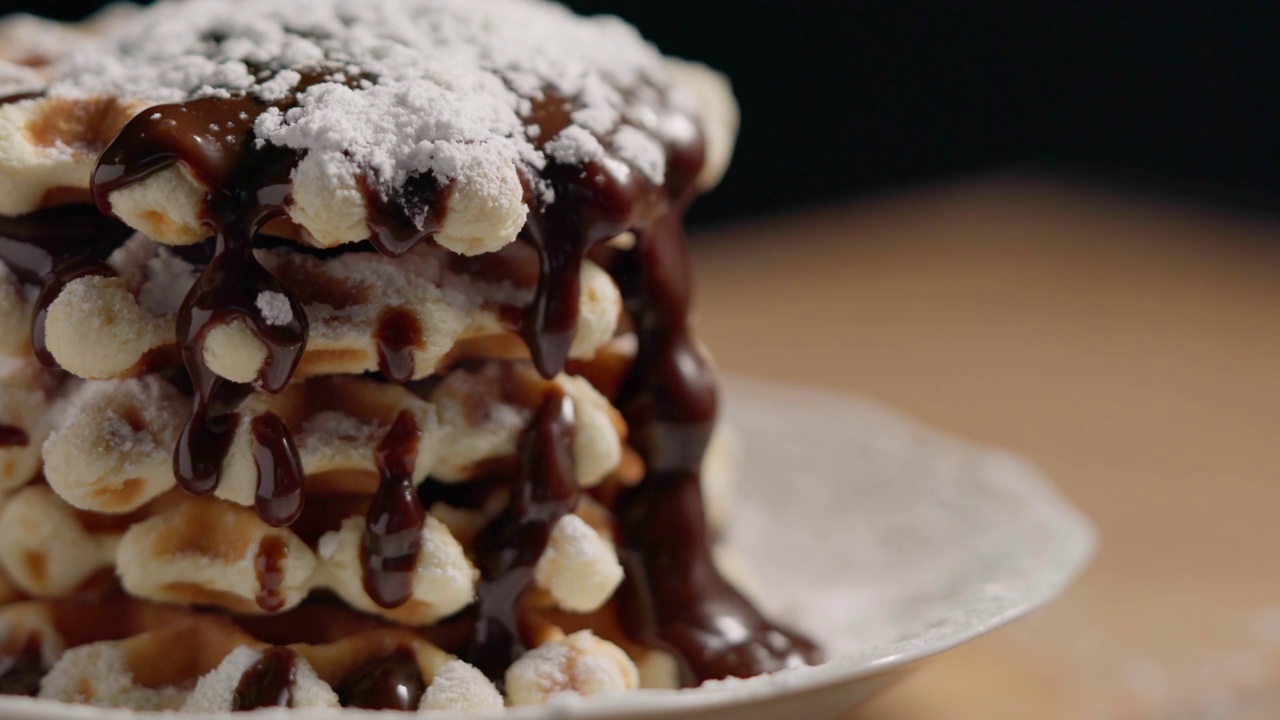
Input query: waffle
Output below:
<box><xmin>37</xmin><ymin>364</ymin><xmax>623</xmax><ymax>514</ymax></box>
<box><xmin>1</xmin><ymin>596</ymin><xmax>537</xmax><ymax>710</ymax></box>
<box><xmin>0</xmin><ymin>7</ymin><xmax>735</xmax><ymax>248</ymax></box>
<box><xmin>2</xmin><ymin>592</ymin><xmax>653</xmax><ymax>711</ymax></box>
<box><xmin>0</xmin><ymin>360</ymin><xmax>65</xmax><ymax>493</ymax></box>
<box><xmin>3</xmin><ymin>234</ymin><xmax>622</xmax><ymax>382</ymax></box>
<box><xmin>0</xmin><ymin>0</ymin><xmax>823</xmax><ymax>711</ymax></box>
<box><xmin>0</xmin><ymin>483</ymin><xmax>625</xmax><ymax>626</ymax></box>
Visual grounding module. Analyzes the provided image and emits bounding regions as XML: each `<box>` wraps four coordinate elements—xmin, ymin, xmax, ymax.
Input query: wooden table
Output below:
<box><xmin>690</xmin><ymin>177</ymin><xmax>1280</xmax><ymax>719</ymax></box>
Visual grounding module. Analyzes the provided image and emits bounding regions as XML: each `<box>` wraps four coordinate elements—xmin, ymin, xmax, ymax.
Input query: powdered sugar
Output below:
<box><xmin>420</xmin><ymin>659</ymin><xmax>504</xmax><ymax>712</ymax></box>
<box><xmin>545</xmin><ymin>126</ymin><xmax>606</xmax><ymax>166</ymax></box>
<box><xmin>46</xmin><ymin>0</ymin><xmax>699</xmax><ymax>204</ymax></box>
<box><xmin>254</xmin><ymin>290</ymin><xmax>293</xmax><ymax>326</ymax></box>
<box><xmin>252</xmin><ymin>68</ymin><xmax>301</xmax><ymax>103</ymax></box>
<box><xmin>0</xmin><ymin>62</ymin><xmax>44</xmax><ymax>97</ymax></box>
<box><xmin>55</xmin><ymin>377</ymin><xmax>179</xmax><ymax>457</ymax></box>
<box><xmin>301</xmin><ymin>410</ymin><xmax>379</xmax><ymax>442</ymax></box>
<box><xmin>611</xmin><ymin>125</ymin><xmax>666</xmax><ymax>184</ymax></box>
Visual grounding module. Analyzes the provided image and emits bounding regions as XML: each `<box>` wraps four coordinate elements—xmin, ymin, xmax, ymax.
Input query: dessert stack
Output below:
<box><xmin>0</xmin><ymin>0</ymin><xmax>818</xmax><ymax>711</ymax></box>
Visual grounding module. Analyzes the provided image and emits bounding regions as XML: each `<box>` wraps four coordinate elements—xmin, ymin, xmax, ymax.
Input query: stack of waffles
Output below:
<box><xmin>0</xmin><ymin>0</ymin><xmax>819</xmax><ymax>712</ymax></box>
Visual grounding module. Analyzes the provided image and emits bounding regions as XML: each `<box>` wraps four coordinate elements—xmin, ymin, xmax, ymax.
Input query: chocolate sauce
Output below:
<box><xmin>40</xmin><ymin>43</ymin><xmax>824</xmax><ymax>686</ymax></box>
<box><xmin>473</xmin><ymin>87</ymin><xmax>822</xmax><ymax>682</ymax></box>
<box><xmin>232</xmin><ymin>646</ymin><xmax>297</xmax><ymax>710</ymax></box>
<box><xmin>0</xmin><ymin>205</ymin><xmax>133</xmax><ymax>366</ymax></box>
<box><xmin>92</xmin><ymin>94</ymin><xmax>308</xmax><ymax>523</ymax></box>
<box><xmin>249</xmin><ymin>412</ymin><xmax>305</xmax><ymax>527</ymax></box>
<box><xmin>0</xmin><ymin>638</ymin><xmax>44</xmax><ymax>696</ymax></box>
<box><xmin>254</xmin><ymin>534</ymin><xmax>289</xmax><ymax>613</ymax></box>
<box><xmin>375</xmin><ymin>307</ymin><xmax>425</xmax><ymax>383</ymax></box>
<box><xmin>335</xmin><ymin>648</ymin><xmax>426</xmax><ymax>710</ymax></box>
<box><xmin>516</xmin><ymin>162</ymin><xmax>644</xmax><ymax>378</ymax></box>
<box><xmin>86</xmin><ymin>70</ymin><xmax>379</xmax><ymax>523</ymax></box>
<box><xmin>0</xmin><ymin>425</ymin><xmax>29</xmax><ymax>448</ymax></box>
<box><xmin>362</xmin><ymin>172</ymin><xmax>450</xmax><ymax>258</ymax></box>
<box><xmin>462</xmin><ymin>389</ymin><xmax>578</xmax><ymax>682</ymax></box>
<box><xmin>362</xmin><ymin>410</ymin><xmax>426</xmax><ymax>609</ymax></box>
<box><xmin>611</xmin><ymin>195</ymin><xmax>822</xmax><ymax>683</ymax></box>
<box><xmin>92</xmin><ymin>96</ymin><xmax>263</xmax><ymax>199</ymax></box>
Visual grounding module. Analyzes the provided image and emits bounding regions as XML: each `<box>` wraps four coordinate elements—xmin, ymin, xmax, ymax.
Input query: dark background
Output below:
<box><xmin>11</xmin><ymin>0</ymin><xmax>1280</xmax><ymax>226</ymax></box>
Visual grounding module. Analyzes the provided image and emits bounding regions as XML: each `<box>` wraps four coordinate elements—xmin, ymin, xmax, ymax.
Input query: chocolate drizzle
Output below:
<box><xmin>335</xmin><ymin>648</ymin><xmax>426</xmax><ymax>710</ymax></box>
<box><xmin>0</xmin><ymin>638</ymin><xmax>44</xmax><ymax>696</ymax></box>
<box><xmin>249</xmin><ymin>412</ymin><xmax>305</xmax><ymax>527</ymax></box>
<box><xmin>0</xmin><ymin>206</ymin><xmax>133</xmax><ymax>365</ymax></box>
<box><xmin>363</xmin><ymin>173</ymin><xmax>450</xmax><ymax>258</ymax></box>
<box><xmin>254</xmin><ymin>534</ymin><xmax>289</xmax><ymax>613</ymax></box>
<box><xmin>362</xmin><ymin>410</ymin><xmax>426</xmax><ymax>609</ymax></box>
<box><xmin>0</xmin><ymin>425</ymin><xmax>29</xmax><ymax>449</ymax></box>
<box><xmin>0</xmin><ymin>40</ymin><xmax>823</xmax><ymax>688</ymax></box>
<box><xmin>92</xmin><ymin>94</ymin><xmax>309</xmax><ymax>526</ymax></box>
<box><xmin>375</xmin><ymin>307</ymin><xmax>425</xmax><ymax>383</ymax></box>
<box><xmin>516</xmin><ymin>106</ymin><xmax>653</xmax><ymax>378</ymax></box>
<box><xmin>462</xmin><ymin>388</ymin><xmax>578</xmax><ymax>682</ymax></box>
<box><xmin>488</xmin><ymin>90</ymin><xmax>821</xmax><ymax>683</ymax></box>
<box><xmin>610</xmin><ymin>179</ymin><xmax>822</xmax><ymax>684</ymax></box>
<box><xmin>232</xmin><ymin>646</ymin><xmax>297</xmax><ymax>710</ymax></box>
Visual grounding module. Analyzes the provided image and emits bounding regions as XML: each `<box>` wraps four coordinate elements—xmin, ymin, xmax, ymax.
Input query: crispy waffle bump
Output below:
<box><xmin>0</xmin><ymin>0</ymin><xmax>822</xmax><ymax>713</ymax></box>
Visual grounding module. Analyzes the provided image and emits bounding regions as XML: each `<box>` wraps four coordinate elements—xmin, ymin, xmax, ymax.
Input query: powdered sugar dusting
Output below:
<box><xmin>0</xmin><ymin>62</ymin><xmax>44</xmax><ymax>96</ymax></box>
<box><xmin>612</xmin><ymin>125</ymin><xmax>666</xmax><ymax>184</ymax></box>
<box><xmin>46</xmin><ymin>0</ymin><xmax>700</xmax><ymax>203</ymax></box>
<box><xmin>421</xmin><ymin>659</ymin><xmax>504</xmax><ymax>712</ymax></box>
<box><xmin>254</xmin><ymin>290</ymin><xmax>293</xmax><ymax>326</ymax></box>
<box><xmin>545</xmin><ymin>126</ymin><xmax>606</xmax><ymax>166</ymax></box>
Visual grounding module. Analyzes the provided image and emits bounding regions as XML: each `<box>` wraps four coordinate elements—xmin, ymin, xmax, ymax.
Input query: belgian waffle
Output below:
<box><xmin>0</xmin><ymin>233</ymin><xmax>623</xmax><ymax>382</ymax></box>
<box><xmin>1</xmin><ymin>596</ymin><xmax>590</xmax><ymax>710</ymax></box>
<box><xmin>0</xmin><ymin>0</ymin><xmax>820</xmax><ymax>712</ymax></box>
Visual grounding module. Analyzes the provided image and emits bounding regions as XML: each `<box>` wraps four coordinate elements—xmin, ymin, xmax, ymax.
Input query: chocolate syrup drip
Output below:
<box><xmin>249</xmin><ymin>412</ymin><xmax>305</xmax><ymax>527</ymax></box>
<box><xmin>0</xmin><ymin>639</ymin><xmax>44</xmax><ymax>696</ymax></box>
<box><xmin>0</xmin><ymin>206</ymin><xmax>133</xmax><ymax>366</ymax></box>
<box><xmin>335</xmin><ymin>648</ymin><xmax>426</xmax><ymax>710</ymax></box>
<box><xmin>517</xmin><ymin>161</ymin><xmax>639</xmax><ymax>379</ymax></box>
<box><xmin>92</xmin><ymin>93</ymin><xmax>309</xmax><ymax>523</ymax></box>
<box><xmin>254</xmin><ymin>534</ymin><xmax>289</xmax><ymax>613</ymax></box>
<box><xmin>362</xmin><ymin>172</ymin><xmax>450</xmax><ymax>258</ymax></box>
<box><xmin>612</xmin><ymin>201</ymin><xmax>821</xmax><ymax>683</ymax></box>
<box><xmin>0</xmin><ymin>425</ymin><xmax>29</xmax><ymax>448</ymax></box>
<box><xmin>232</xmin><ymin>646</ymin><xmax>297</xmax><ymax>711</ymax></box>
<box><xmin>375</xmin><ymin>307</ymin><xmax>424</xmax><ymax>383</ymax></box>
<box><xmin>35</xmin><ymin>46</ymin><xmax>823</xmax><ymax>686</ymax></box>
<box><xmin>462</xmin><ymin>389</ymin><xmax>578</xmax><ymax>682</ymax></box>
<box><xmin>362</xmin><ymin>411</ymin><xmax>426</xmax><ymax>609</ymax></box>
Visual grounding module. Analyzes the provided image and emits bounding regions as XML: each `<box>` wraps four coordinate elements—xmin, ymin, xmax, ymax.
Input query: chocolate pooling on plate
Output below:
<box><xmin>0</xmin><ymin>0</ymin><xmax>816</xmax><ymax>698</ymax></box>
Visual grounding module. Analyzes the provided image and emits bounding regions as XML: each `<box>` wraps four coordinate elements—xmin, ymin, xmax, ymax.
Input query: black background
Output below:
<box><xmin>8</xmin><ymin>0</ymin><xmax>1280</xmax><ymax>226</ymax></box>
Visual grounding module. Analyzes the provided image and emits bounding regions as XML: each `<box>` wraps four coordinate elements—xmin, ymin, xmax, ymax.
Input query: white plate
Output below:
<box><xmin>0</xmin><ymin>376</ymin><xmax>1096</xmax><ymax>720</ymax></box>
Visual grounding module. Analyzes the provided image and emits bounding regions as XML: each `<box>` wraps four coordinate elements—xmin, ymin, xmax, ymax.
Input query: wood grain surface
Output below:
<box><xmin>689</xmin><ymin>177</ymin><xmax>1280</xmax><ymax>719</ymax></box>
